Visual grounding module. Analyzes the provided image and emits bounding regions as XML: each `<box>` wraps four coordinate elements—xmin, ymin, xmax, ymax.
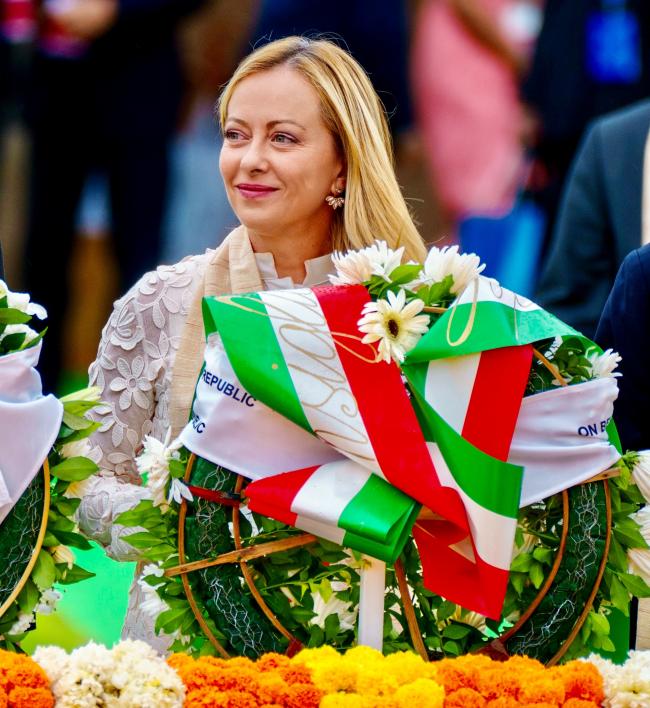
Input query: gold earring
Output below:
<box><xmin>326</xmin><ymin>189</ymin><xmax>345</xmax><ymax>210</ymax></box>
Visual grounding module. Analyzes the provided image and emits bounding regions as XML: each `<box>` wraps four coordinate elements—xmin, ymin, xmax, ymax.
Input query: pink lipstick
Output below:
<box><xmin>236</xmin><ymin>184</ymin><xmax>279</xmax><ymax>199</ymax></box>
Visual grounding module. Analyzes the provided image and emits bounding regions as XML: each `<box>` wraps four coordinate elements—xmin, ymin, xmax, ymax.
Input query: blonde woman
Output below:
<box><xmin>78</xmin><ymin>36</ymin><xmax>427</xmax><ymax>648</ymax></box>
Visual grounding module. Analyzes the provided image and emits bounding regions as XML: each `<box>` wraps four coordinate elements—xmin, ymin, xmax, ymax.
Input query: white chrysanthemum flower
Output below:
<box><xmin>329</xmin><ymin>249</ymin><xmax>374</xmax><ymax>285</ymax></box>
<box><xmin>589</xmin><ymin>650</ymin><xmax>650</xmax><ymax>707</ymax></box>
<box><xmin>364</xmin><ymin>240</ymin><xmax>405</xmax><ymax>281</ymax></box>
<box><xmin>358</xmin><ymin>288</ymin><xmax>430</xmax><ymax>364</ymax></box>
<box><xmin>310</xmin><ymin>586</ymin><xmax>357</xmax><ymax>632</ymax></box>
<box><xmin>8</xmin><ymin>612</ymin><xmax>34</xmax><ymax>635</ymax></box>
<box><xmin>0</xmin><ymin>279</ymin><xmax>47</xmax><ymax>319</ymax></box>
<box><xmin>36</xmin><ymin>588</ymin><xmax>62</xmax><ymax>615</ymax></box>
<box><xmin>33</xmin><ymin>645</ymin><xmax>68</xmax><ymax>683</ymax></box>
<box><xmin>414</xmin><ymin>245</ymin><xmax>485</xmax><ymax>294</ymax></box>
<box><xmin>628</xmin><ymin>505</ymin><xmax>650</xmax><ymax>586</ymax></box>
<box><xmin>588</xmin><ymin>348</ymin><xmax>622</xmax><ymax>379</ymax></box>
<box><xmin>142</xmin><ymin>563</ymin><xmax>165</xmax><ymax>579</ymax></box>
<box><xmin>136</xmin><ymin>429</ymin><xmax>182</xmax><ymax>511</ymax></box>
<box><xmin>632</xmin><ymin>451</ymin><xmax>650</xmax><ymax>505</ymax></box>
<box><xmin>51</xmin><ymin>544</ymin><xmax>75</xmax><ymax>569</ymax></box>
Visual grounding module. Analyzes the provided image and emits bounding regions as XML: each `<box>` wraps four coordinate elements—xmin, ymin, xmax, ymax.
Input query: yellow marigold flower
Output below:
<box><xmin>321</xmin><ymin>694</ymin><xmax>365</xmax><ymax>708</ymax></box>
<box><xmin>309</xmin><ymin>657</ymin><xmax>357</xmax><ymax>694</ymax></box>
<box><xmin>345</xmin><ymin>645</ymin><xmax>384</xmax><ymax>665</ymax></box>
<box><xmin>394</xmin><ymin>678</ymin><xmax>444</xmax><ymax>708</ymax></box>
<box><xmin>383</xmin><ymin>651</ymin><xmax>438</xmax><ymax>686</ymax></box>
<box><xmin>355</xmin><ymin>665</ymin><xmax>399</xmax><ymax>697</ymax></box>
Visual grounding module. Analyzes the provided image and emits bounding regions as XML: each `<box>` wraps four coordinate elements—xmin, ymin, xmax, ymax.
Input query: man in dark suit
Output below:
<box><xmin>596</xmin><ymin>245</ymin><xmax>650</xmax><ymax>453</ymax></box>
<box><xmin>536</xmin><ymin>99</ymin><xmax>650</xmax><ymax>339</ymax></box>
<box><xmin>23</xmin><ymin>0</ymin><xmax>204</xmax><ymax>391</ymax></box>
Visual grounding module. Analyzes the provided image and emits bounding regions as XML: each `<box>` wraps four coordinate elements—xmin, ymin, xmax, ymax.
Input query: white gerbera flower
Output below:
<box><xmin>588</xmin><ymin>347</ymin><xmax>622</xmax><ymax>379</ymax></box>
<box><xmin>329</xmin><ymin>249</ymin><xmax>374</xmax><ymax>285</ymax></box>
<box><xmin>136</xmin><ymin>429</ymin><xmax>182</xmax><ymax>511</ymax></box>
<box><xmin>358</xmin><ymin>289</ymin><xmax>430</xmax><ymax>364</ymax></box>
<box><xmin>364</xmin><ymin>240</ymin><xmax>405</xmax><ymax>281</ymax></box>
<box><xmin>632</xmin><ymin>451</ymin><xmax>650</xmax><ymax>505</ymax></box>
<box><xmin>416</xmin><ymin>245</ymin><xmax>485</xmax><ymax>294</ymax></box>
<box><xmin>167</xmin><ymin>478</ymin><xmax>193</xmax><ymax>505</ymax></box>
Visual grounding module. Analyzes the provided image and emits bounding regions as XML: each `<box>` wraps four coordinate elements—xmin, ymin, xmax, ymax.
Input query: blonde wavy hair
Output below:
<box><xmin>217</xmin><ymin>36</ymin><xmax>427</xmax><ymax>263</ymax></box>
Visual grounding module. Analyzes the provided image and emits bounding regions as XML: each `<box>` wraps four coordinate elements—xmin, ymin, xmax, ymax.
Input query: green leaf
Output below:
<box><xmin>50</xmin><ymin>457</ymin><xmax>99</xmax><ymax>482</ymax></box>
<box><xmin>529</xmin><ymin>561</ymin><xmax>545</xmax><ymax>589</ymax></box>
<box><xmin>32</xmin><ymin>550</ymin><xmax>56</xmax><ymax>590</ymax></box>
<box><xmin>58</xmin><ymin>564</ymin><xmax>96</xmax><ymax>585</ymax></box>
<box><xmin>156</xmin><ymin>607</ymin><xmax>189</xmax><ymax>635</ymax></box>
<box><xmin>617</xmin><ymin>572</ymin><xmax>650</xmax><ymax>597</ymax></box>
<box><xmin>589</xmin><ymin>611</ymin><xmax>610</xmax><ymax>636</ymax></box>
<box><xmin>62</xmin><ymin>411</ymin><xmax>96</xmax><ymax>431</ymax></box>
<box><xmin>510</xmin><ymin>553</ymin><xmax>533</xmax><ymax>573</ymax></box>
<box><xmin>54</xmin><ymin>497</ymin><xmax>81</xmax><ymax>517</ymax></box>
<box><xmin>62</xmin><ymin>400</ymin><xmax>98</xmax><ymax>417</ymax></box>
<box><xmin>168</xmin><ymin>459</ymin><xmax>186</xmax><ymax>479</ymax></box>
<box><xmin>324</xmin><ymin>613</ymin><xmax>340</xmax><ymax>641</ymax></box>
<box><xmin>307</xmin><ymin>625</ymin><xmax>324</xmax><ymax>647</ymax></box>
<box><xmin>17</xmin><ymin>579</ymin><xmax>40</xmax><ymax>614</ymax></box>
<box><xmin>442</xmin><ymin>623</ymin><xmax>472</xmax><ymax>640</ymax></box>
<box><xmin>532</xmin><ymin>547</ymin><xmax>554</xmax><ymax>565</ymax></box>
<box><xmin>51</xmin><ymin>530</ymin><xmax>92</xmax><ymax>550</ymax></box>
<box><xmin>609</xmin><ymin>574</ymin><xmax>630</xmax><ymax>615</ymax></box>
<box><xmin>0</xmin><ymin>308</ymin><xmax>31</xmax><ymax>325</ymax></box>
<box><xmin>608</xmin><ymin>535</ymin><xmax>630</xmax><ymax>573</ymax></box>
<box><xmin>386</xmin><ymin>264</ymin><xmax>422</xmax><ymax>285</ymax></box>
<box><xmin>437</xmin><ymin>600</ymin><xmax>457</xmax><ymax>622</ymax></box>
<box><xmin>442</xmin><ymin>640</ymin><xmax>461</xmax><ymax>656</ymax></box>
<box><xmin>0</xmin><ymin>333</ymin><xmax>26</xmax><ymax>352</ymax></box>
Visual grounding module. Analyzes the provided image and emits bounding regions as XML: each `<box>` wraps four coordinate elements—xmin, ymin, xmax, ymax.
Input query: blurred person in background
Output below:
<box><xmin>537</xmin><ymin>99</ymin><xmax>650</xmax><ymax>339</ymax></box>
<box><xmin>523</xmin><ymin>0</ymin><xmax>650</xmax><ymax>258</ymax></box>
<box><xmin>411</xmin><ymin>0</ymin><xmax>542</xmax><ymax>235</ymax></box>
<box><xmin>21</xmin><ymin>0</ymin><xmax>205</xmax><ymax>393</ymax></box>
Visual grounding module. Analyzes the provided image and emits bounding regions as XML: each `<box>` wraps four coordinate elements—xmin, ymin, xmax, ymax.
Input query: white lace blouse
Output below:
<box><xmin>79</xmin><ymin>249</ymin><xmax>333</xmax><ymax>650</ymax></box>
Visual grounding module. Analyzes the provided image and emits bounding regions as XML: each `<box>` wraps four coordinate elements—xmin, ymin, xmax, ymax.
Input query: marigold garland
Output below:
<box><xmin>0</xmin><ymin>650</ymin><xmax>53</xmax><ymax>708</ymax></box>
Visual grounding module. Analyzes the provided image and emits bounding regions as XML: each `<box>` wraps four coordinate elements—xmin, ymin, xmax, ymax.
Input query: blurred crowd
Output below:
<box><xmin>2</xmin><ymin>0</ymin><xmax>650</xmax><ymax>393</ymax></box>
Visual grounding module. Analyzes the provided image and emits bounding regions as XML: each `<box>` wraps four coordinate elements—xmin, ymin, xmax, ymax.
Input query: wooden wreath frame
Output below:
<box><xmin>0</xmin><ymin>461</ymin><xmax>51</xmax><ymax>619</ymax></box>
<box><xmin>173</xmin><ymin>451</ymin><xmax>615</xmax><ymax>664</ymax></box>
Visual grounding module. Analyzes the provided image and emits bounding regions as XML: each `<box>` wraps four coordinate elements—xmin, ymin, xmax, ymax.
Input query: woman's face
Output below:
<box><xmin>220</xmin><ymin>65</ymin><xmax>344</xmax><ymax>245</ymax></box>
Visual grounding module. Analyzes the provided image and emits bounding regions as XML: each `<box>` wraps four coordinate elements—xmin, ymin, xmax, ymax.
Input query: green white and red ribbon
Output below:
<box><xmin>179</xmin><ymin>278</ymin><xmax>621</xmax><ymax>619</ymax></box>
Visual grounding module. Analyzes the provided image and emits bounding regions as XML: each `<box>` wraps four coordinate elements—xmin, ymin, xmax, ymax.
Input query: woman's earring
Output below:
<box><xmin>326</xmin><ymin>188</ymin><xmax>345</xmax><ymax>210</ymax></box>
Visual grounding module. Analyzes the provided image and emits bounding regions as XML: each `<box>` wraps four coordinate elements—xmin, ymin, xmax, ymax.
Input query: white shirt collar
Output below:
<box><xmin>254</xmin><ymin>252</ymin><xmax>334</xmax><ymax>290</ymax></box>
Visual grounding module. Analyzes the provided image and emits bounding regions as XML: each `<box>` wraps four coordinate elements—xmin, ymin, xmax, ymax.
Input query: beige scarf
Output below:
<box><xmin>168</xmin><ymin>225</ymin><xmax>264</xmax><ymax>438</ymax></box>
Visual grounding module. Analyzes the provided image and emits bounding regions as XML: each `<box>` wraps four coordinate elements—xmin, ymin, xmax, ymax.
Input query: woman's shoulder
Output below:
<box><xmin>120</xmin><ymin>250</ymin><xmax>216</xmax><ymax>307</ymax></box>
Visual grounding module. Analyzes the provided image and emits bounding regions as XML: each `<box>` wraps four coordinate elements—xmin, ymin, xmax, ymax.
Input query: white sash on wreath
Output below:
<box><xmin>0</xmin><ymin>342</ymin><xmax>63</xmax><ymax>526</ymax></box>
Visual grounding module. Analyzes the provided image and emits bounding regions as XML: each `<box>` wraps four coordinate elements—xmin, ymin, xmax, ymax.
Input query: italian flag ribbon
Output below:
<box><xmin>179</xmin><ymin>278</ymin><xmax>620</xmax><ymax>619</ymax></box>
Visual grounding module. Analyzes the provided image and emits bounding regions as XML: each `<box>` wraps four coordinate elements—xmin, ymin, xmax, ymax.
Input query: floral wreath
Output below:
<box><xmin>118</xmin><ymin>244</ymin><xmax>650</xmax><ymax>663</ymax></box>
<box><xmin>0</xmin><ymin>283</ymin><xmax>101</xmax><ymax>650</ymax></box>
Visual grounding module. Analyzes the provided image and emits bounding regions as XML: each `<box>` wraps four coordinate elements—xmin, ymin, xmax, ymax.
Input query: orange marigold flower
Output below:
<box><xmin>256</xmin><ymin>672</ymin><xmax>289</xmax><ymax>705</ymax></box>
<box><xmin>0</xmin><ymin>689</ymin><xmax>7</xmax><ymax>708</ymax></box>
<box><xmin>525</xmin><ymin>703</ymin><xmax>559</xmax><ymax>708</ymax></box>
<box><xmin>283</xmin><ymin>682</ymin><xmax>323</xmax><ymax>708</ymax></box>
<box><xmin>517</xmin><ymin>677</ymin><xmax>565</xmax><ymax>706</ymax></box>
<box><xmin>563</xmin><ymin>700</ymin><xmax>600</xmax><ymax>708</ymax></box>
<box><xmin>475</xmin><ymin>667</ymin><xmax>521</xmax><ymax>699</ymax></box>
<box><xmin>444</xmin><ymin>687</ymin><xmax>487</xmax><ymax>708</ymax></box>
<box><xmin>486</xmin><ymin>698</ymin><xmax>522</xmax><ymax>708</ymax></box>
<box><xmin>7</xmin><ymin>686</ymin><xmax>54</xmax><ymax>708</ymax></box>
<box><xmin>554</xmin><ymin>661</ymin><xmax>604</xmax><ymax>703</ymax></box>
<box><xmin>504</xmin><ymin>656</ymin><xmax>545</xmax><ymax>676</ymax></box>
<box><xmin>437</xmin><ymin>660</ymin><xmax>479</xmax><ymax>693</ymax></box>
<box><xmin>6</xmin><ymin>663</ymin><xmax>49</xmax><ymax>690</ymax></box>
<box><xmin>221</xmin><ymin>690</ymin><xmax>259</xmax><ymax>708</ymax></box>
<box><xmin>167</xmin><ymin>653</ymin><xmax>195</xmax><ymax>672</ymax></box>
<box><xmin>185</xmin><ymin>689</ymin><xmax>229</xmax><ymax>708</ymax></box>
<box><xmin>257</xmin><ymin>653</ymin><xmax>290</xmax><ymax>672</ymax></box>
<box><xmin>278</xmin><ymin>663</ymin><xmax>312</xmax><ymax>686</ymax></box>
